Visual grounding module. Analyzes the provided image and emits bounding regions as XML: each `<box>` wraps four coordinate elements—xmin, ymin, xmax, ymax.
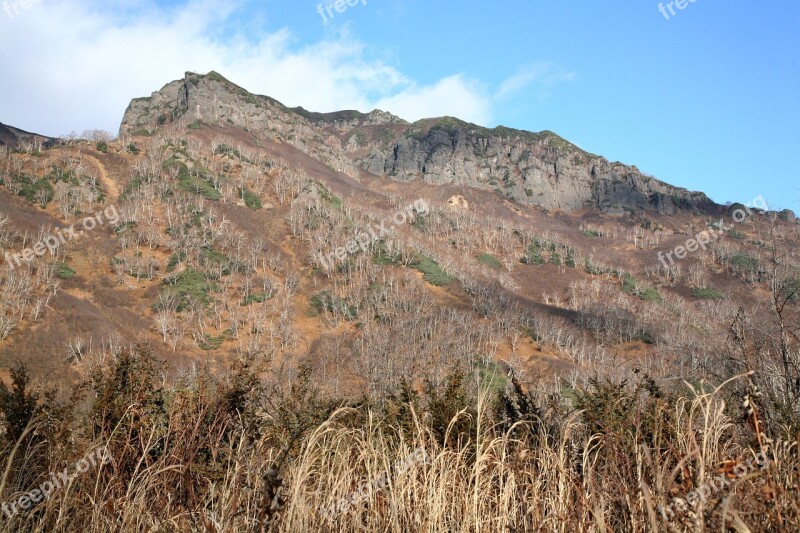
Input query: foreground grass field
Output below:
<box><xmin>0</xmin><ymin>349</ymin><xmax>796</xmax><ymax>532</ymax></box>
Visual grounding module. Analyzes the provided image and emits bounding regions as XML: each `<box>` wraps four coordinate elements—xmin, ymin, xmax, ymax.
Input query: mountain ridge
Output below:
<box><xmin>119</xmin><ymin>71</ymin><xmax>716</xmax><ymax>215</ymax></box>
<box><xmin>0</xmin><ymin>122</ymin><xmax>56</xmax><ymax>150</ymax></box>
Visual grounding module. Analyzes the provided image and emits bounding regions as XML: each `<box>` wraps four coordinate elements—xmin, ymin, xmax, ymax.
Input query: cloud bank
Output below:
<box><xmin>0</xmin><ymin>0</ymin><xmax>573</xmax><ymax>137</ymax></box>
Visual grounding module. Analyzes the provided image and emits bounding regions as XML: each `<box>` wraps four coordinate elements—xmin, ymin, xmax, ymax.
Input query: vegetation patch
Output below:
<box><xmin>477</xmin><ymin>252</ymin><xmax>501</xmax><ymax>269</ymax></box>
<box><xmin>239</xmin><ymin>187</ymin><xmax>262</xmax><ymax>210</ymax></box>
<box><xmin>310</xmin><ymin>290</ymin><xmax>356</xmax><ymax>319</ymax></box>
<box><xmin>241</xmin><ymin>292</ymin><xmax>268</xmax><ymax>306</ymax></box>
<box><xmin>197</xmin><ymin>333</ymin><xmax>227</xmax><ymax>351</ymax></box>
<box><xmin>372</xmin><ymin>241</ymin><xmax>401</xmax><ymax>266</ymax></box>
<box><xmin>163</xmin><ymin>157</ymin><xmax>221</xmax><ymax>201</ymax></box>
<box><xmin>692</xmin><ymin>288</ymin><xmax>725</xmax><ymax>299</ymax></box>
<box><xmin>476</xmin><ymin>359</ymin><xmax>507</xmax><ymax>395</ymax></box>
<box><xmin>412</xmin><ymin>255</ymin><xmax>456</xmax><ymax>286</ymax></box>
<box><xmin>55</xmin><ymin>262</ymin><xmax>76</xmax><ymax>280</ymax></box>
<box><xmin>316</xmin><ymin>182</ymin><xmax>342</xmax><ymax>210</ymax></box>
<box><xmin>162</xmin><ymin>269</ymin><xmax>214</xmax><ymax>312</ymax></box>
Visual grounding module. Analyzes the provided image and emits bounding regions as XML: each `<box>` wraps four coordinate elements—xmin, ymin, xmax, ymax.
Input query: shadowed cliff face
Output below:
<box><xmin>120</xmin><ymin>71</ymin><xmax>715</xmax><ymax>215</ymax></box>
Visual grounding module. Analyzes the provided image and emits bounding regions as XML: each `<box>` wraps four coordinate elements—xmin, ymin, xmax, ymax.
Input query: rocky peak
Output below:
<box><xmin>119</xmin><ymin>71</ymin><xmax>716</xmax><ymax>215</ymax></box>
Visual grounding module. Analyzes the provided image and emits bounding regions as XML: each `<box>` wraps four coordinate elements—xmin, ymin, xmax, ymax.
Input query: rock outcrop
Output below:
<box><xmin>120</xmin><ymin>71</ymin><xmax>715</xmax><ymax>214</ymax></box>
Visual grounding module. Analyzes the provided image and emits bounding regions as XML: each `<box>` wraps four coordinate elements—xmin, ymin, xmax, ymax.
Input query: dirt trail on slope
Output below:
<box><xmin>81</xmin><ymin>153</ymin><xmax>121</xmax><ymax>202</ymax></box>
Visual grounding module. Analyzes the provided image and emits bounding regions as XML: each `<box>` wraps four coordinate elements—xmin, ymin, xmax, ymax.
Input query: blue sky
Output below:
<box><xmin>0</xmin><ymin>0</ymin><xmax>797</xmax><ymax>208</ymax></box>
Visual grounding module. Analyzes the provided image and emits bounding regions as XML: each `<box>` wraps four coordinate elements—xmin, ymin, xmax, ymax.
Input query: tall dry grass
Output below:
<box><xmin>0</xmin><ymin>357</ymin><xmax>796</xmax><ymax>532</ymax></box>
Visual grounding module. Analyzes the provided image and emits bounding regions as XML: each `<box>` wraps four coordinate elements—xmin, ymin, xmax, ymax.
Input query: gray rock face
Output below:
<box><xmin>347</xmin><ymin>121</ymin><xmax>713</xmax><ymax>213</ymax></box>
<box><xmin>119</xmin><ymin>72</ymin><xmax>359</xmax><ymax>176</ymax></box>
<box><xmin>119</xmin><ymin>71</ymin><xmax>715</xmax><ymax>214</ymax></box>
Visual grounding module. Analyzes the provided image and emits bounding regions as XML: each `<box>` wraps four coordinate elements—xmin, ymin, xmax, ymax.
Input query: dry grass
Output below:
<box><xmin>0</xmin><ymin>359</ymin><xmax>795</xmax><ymax>532</ymax></box>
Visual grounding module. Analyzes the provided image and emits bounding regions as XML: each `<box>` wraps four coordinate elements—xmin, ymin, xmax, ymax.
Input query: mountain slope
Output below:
<box><xmin>0</xmin><ymin>122</ymin><xmax>55</xmax><ymax>150</ymax></box>
<box><xmin>120</xmin><ymin>71</ymin><xmax>714</xmax><ymax>215</ymax></box>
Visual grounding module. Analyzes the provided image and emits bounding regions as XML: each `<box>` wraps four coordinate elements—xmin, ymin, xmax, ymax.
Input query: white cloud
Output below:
<box><xmin>0</xmin><ymin>1</ymin><xmax>568</xmax><ymax>137</ymax></box>
<box><xmin>495</xmin><ymin>62</ymin><xmax>576</xmax><ymax>101</ymax></box>
<box><xmin>374</xmin><ymin>75</ymin><xmax>492</xmax><ymax>125</ymax></box>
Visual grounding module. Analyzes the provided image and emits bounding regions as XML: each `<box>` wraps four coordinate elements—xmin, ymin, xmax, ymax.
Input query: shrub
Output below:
<box><xmin>412</xmin><ymin>255</ymin><xmax>456</xmax><ymax>286</ymax></box>
<box><xmin>166</xmin><ymin>251</ymin><xmax>186</xmax><ymax>273</ymax></box>
<box><xmin>239</xmin><ymin>187</ymin><xmax>262</xmax><ymax>210</ymax></box>
<box><xmin>163</xmin><ymin>157</ymin><xmax>221</xmax><ymax>201</ymax></box>
<box><xmin>692</xmin><ymin>287</ymin><xmax>725</xmax><ymax>299</ymax></box>
<box><xmin>310</xmin><ymin>290</ymin><xmax>356</xmax><ymax>319</ymax></box>
<box><xmin>731</xmin><ymin>253</ymin><xmax>759</xmax><ymax>271</ymax></box>
<box><xmin>521</xmin><ymin>244</ymin><xmax>545</xmax><ymax>265</ymax></box>
<box><xmin>55</xmin><ymin>262</ymin><xmax>76</xmax><ymax>280</ymax></box>
<box><xmin>0</xmin><ymin>363</ymin><xmax>40</xmax><ymax>444</ymax></box>
<box><xmin>241</xmin><ymin>292</ymin><xmax>267</xmax><ymax>306</ymax></box>
<box><xmin>96</xmin><ymin>141</ymin><xmax>109</xmax><ymax>153</ymax></box>
<box><xmin>476</xmin><ymin>252</ymin><xmax>501</xmax><ymax>268</ymax></box>
<box><xmin>163</xmin><ymin>269</ymin><xmax>213</xmax><ymax>311</ymax></box>
<box><xmin>639</xmin><ymin>287</ymin><xmax>662</xmax><ymax>301</ymax></box>
<box><xmin>372</xmin><ymin>241</ymin><xmax>401</xmax><ymax>266</ymax></box>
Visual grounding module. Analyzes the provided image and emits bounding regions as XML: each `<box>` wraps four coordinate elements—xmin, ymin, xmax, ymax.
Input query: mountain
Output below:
<box><xmin>0</xmin><ymin>122</ymin><xmax>56</xmax><ymax>150</ymax></box>
<box><xmin>0</xmin><ymin>70</ymin><xmax>798</xmax><ymax>531</ymax></box>
<box><xmin>120</xmin><ymin>71</ymin><xmax>714</xmax><ymax>215</ymax></box>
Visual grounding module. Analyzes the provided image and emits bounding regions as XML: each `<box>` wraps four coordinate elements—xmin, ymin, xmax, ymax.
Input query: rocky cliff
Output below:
<box><xmin>120</xmin><ymin>71</ymin><xmax>715</xmax><ymax>214</ymax></box>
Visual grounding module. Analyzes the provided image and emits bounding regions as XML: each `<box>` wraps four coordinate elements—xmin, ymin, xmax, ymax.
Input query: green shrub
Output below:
<box><xmin>477</xmin><ymin>252</ymin><xmax>501</xmax><ymax>268</ymax></box>
<box><xmin>166</xmin><ymin>251</ymin><xmax>186</xmax><ymax>273</ymax></box>
<box><xmin>197</xmin><ymin>334</ymin><xmax>226</xmax><ymax>351</ymax></box>
<box><xmin>96</xmin><ymin>141</ymin><xmax>109</xmax><ymax>153</ymax></box>
<box><xmin>639</xmin><ymin>287</ymin><xmax>662</xmax><ymax>301</ymax></box>
<box><xmin>163</xmin><ymin>158</ymin><xmax>221</xmax><ymax>201</ymax></box>
<box><xmin>731</xmin><ymin>253</ymin><xmax>759</xmax><ymax>271</ymax></box>
<box><xmin>412</xmin><ymin>255</ymin><xmax>456</xmax><ymax>286</ymax></box>
<box><xmin>372</xmin><ymin>241</ymin><xmax>401</xmax><ymax>265</ymax></box>
<box><xmin>162</xmin><ymin>269</ymin><xmax>213</xmax><ymax>312</ymax></box>
<box><xmin>310</xmin><ymin>290</ymin><xmax>355</xmax><ymax>318</ymax></box>
<box><xmin>55</xmin><ymin>262</ymin><xmax>76</xmax><ymax>280</ymax></box>
<box><xmin>0</xmin><ymin>363</ymin><xmax>40</xmax><ymax>444</ymax></box>
<box><xmin>692</xmin><ymin>288</ymin><xmax>725</xmax><ymax>299</ymax></box>
<box><xmin>622</xmin><ymin>274</ymin><xmax>637</xmax><ymax>294</ymax></box>
<box><xmin>239</xmin><ymin>187</ymin><xmax>262</xmax><ymax>210</ymax></box>
<box><xmin>241</xmin><ymin>292</ymin><xmax>267</xmax><ymax>306</ymax></box>
<box><xmin>27</xmin><ymin>179</ymin><xmax>54</xmax><ymax>205</ymax></box>
<box><xmin>316</xmin><ymin>182</ymin><xmax>342</xmax><ymax>210</ymax></box>
<box><xmin>521</xmin><ymin>244</ymin><xmax>545</xmax><ymax>265</ymax></box>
